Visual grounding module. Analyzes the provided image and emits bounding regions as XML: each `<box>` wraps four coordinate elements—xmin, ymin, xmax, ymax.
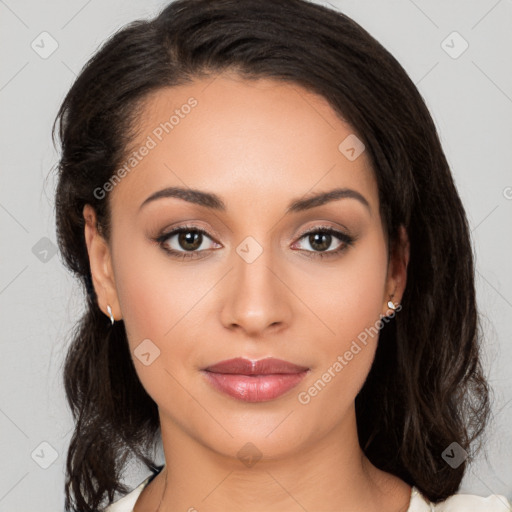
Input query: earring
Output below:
<box><xmin>106</xmin><ymin>304</ymin><xmax>115</xmax><ymax>325</ymax></box>
<box><xmin>387</xmin><ymin>299</ymin><xmax>398</xmax><ymax>311</ymax></box>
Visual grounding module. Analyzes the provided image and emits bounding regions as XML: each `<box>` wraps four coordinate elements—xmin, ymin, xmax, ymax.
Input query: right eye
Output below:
<box><xmin>154</xmin><ymin>225</ymin><xmax>221</xmax><ymax>260</ymax></box>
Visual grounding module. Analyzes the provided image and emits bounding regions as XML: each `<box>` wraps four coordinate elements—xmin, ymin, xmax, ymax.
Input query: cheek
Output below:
<box><xmin>112</xmin><ymin>230</ymin><xmax>199</xmax><ymax>342</ymax></box>
<box><xmin>111</xmin><ymin>240</ymin><xmax>200</xmax><ymax>404</ymax></box>
<box><xmin>110</xmin><ymin>226</ymin><xmax>218</xmax><ymax>376</ymax></box>
<box><xmin>312</xmin><ymin>227</ymin><xmax>388</xmax><ymax>345</ymax></box>
<box><xmin>297</xmin><ymin>229</ymin><xmax>388</xmax><ymax>408</ymax></box>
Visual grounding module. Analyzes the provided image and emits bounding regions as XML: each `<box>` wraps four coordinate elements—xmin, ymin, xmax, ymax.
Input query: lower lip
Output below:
<box><xmin>202</xmin><ymin>371</ymin><xmax>309</xmax><ymax>402</ymax></box>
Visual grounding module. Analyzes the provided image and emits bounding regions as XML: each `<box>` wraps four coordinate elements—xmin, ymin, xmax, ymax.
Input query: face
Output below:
<box><xmin>84</xmin><ymin>73</ymin><xmax>408</xmax><ymax>462</ymax></box>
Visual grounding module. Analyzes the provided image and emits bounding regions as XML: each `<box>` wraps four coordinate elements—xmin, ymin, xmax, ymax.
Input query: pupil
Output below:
<box><xmin>311</xmin><ymin>233</ymin><xmax>330</xmax><ymax>252</ymax></box>
<box><xmin>180</xmin><ymin>231</ymin><xmax>201</xmax><ymax>251</ymax></box>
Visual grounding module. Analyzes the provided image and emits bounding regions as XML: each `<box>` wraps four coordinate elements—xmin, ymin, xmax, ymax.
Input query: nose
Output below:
<box><xmin>219</xmin><ymin>239</ymin><xmax>292</xmax><ymax>337</ymax></box>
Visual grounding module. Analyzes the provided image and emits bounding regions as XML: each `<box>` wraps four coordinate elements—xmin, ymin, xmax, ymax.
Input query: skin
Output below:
<box><xmin>83</xmin><ymin>72</ymin><xmax>411</xmax><ymax>512</ymax></box>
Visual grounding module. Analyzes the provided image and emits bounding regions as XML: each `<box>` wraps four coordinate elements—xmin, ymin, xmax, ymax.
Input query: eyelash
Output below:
<box><xmin>153</xmin><ymin>224</ymin><xmax>355</xmax><ymax>261</ymax></box>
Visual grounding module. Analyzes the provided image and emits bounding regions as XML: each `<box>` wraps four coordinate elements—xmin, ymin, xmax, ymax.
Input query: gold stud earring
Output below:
<box><xmin>106</xmin><ymin>304</ymin><xmax>115</xmax><ymax>325</ymax></box>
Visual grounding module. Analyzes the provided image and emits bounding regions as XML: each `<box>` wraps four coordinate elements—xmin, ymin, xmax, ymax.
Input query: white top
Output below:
<box><xmin>103</xmin><ymin>474</ymin><xmax>511</xmax><ymax>512</ymax></box>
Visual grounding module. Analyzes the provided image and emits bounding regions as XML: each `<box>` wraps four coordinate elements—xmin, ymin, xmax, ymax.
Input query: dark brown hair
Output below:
<box><xmin>52</xmin><ymin>0</ymin><xmax>491</xmax><ymax>510</ymax></box>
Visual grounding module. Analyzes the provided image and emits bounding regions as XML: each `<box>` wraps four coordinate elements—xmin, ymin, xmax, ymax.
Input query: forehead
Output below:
<box><xmin>109</xmin><ymin>73</ymin><xmax>378</xmax><ymax>216</ymax></box>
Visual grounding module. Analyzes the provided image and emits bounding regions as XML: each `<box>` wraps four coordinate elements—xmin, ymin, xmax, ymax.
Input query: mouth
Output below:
<box><xmin>201</xmin><ymin>357</ymin><xmax>310</xmax><ymax>402</ymax></box>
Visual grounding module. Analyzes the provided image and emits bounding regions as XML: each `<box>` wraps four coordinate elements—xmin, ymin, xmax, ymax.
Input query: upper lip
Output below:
<box><xmin>203</xmin><ymin>357</ymin><xmax>309</xmax><ymax>375</ymax></box>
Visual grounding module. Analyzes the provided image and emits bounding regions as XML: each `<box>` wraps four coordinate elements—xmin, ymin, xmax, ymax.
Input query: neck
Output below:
<box><xmin>138</xmin><ymin>405</ymin><xmax>411</xmax><ymax>512</ymax></box>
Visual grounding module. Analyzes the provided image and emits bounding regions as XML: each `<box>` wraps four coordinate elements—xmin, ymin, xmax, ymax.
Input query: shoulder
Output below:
<box><xmin>102</xmin><ymin>475</ymin><xmax>152</xmax><ymax>512</ymax></box>
<box><xmin>409</xmin><ymin>486</ymin><xmax>512</xmax><ymax>512</ymax></box>
<box><xmin>434</xmin><ymin>492</ymin><xmax>512</xmax><ymax>512</ymax></box>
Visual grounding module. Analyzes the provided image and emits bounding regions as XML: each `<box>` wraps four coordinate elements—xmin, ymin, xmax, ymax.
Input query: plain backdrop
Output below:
<box><xmin>0</xmin><ymin>0</ymin><xmax>511</xmax><ymax>510</ymax></box>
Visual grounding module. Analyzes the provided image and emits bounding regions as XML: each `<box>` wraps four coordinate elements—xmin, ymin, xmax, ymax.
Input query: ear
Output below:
<box><xmin>382</xmin><ymin>224</ymin><xmax>410</xmax><ymax>316</ymax></box>
<box><xmin>83</xmin><ymin>204</ymin><xmax>122</xmax><ymax>322</ymax></box>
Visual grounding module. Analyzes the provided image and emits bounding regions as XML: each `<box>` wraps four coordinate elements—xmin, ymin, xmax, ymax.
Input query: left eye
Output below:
<box><xmin>292</xmin><ymin>227</ymin><xmax>353</xmax><ymax>255</ymax></box>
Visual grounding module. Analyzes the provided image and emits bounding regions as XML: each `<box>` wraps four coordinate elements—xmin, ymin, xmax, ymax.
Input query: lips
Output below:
<box><xmin>202</xmin><ymin>357</ymin><xmax>310</xmax><ymax>402</ymax></box>
<box><xmin>204</xmin><ymin>357</ymin><xmax>309</xmax><ymax>374</ymax></box>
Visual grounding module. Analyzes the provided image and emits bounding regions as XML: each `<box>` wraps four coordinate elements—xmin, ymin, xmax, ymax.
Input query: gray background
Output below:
<box><xmin>0</xmin><ymin>0</ymin><xmax>511</xmax><ymax>510</ymax></box>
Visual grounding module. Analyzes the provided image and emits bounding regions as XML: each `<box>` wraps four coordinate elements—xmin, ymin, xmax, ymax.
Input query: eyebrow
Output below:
<box><xmin>138</xmin><ymin>186</ymin><xmax>371</xmax><ymax>214</ymax></box>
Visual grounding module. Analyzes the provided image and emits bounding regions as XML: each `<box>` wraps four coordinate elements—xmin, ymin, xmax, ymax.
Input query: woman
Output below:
<box><xmin>53</xmin><ymin>0</ymin><xmax>511</xmax><ymax>511</ymax></box>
